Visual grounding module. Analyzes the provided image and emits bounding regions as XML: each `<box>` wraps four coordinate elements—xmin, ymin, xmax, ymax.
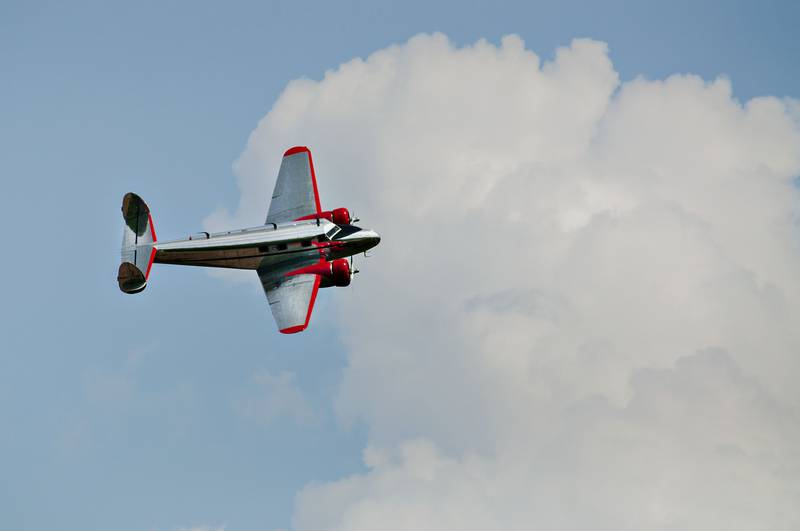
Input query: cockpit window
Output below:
<box><xmin>333</xmin><ymin>225</ymin><xmax>361</xmax><ymax>239</ymax></box>
<box><xmin>325</xmin><ymin>226</ymin><xmax>340</xmax><ymax>239</ymax></box>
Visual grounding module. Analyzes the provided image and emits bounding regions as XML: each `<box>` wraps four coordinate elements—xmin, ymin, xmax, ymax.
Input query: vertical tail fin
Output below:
<box><xmin>118</xmin><ymin>192</ymin><xmax>157</xmax><ymax>294</ymax></box>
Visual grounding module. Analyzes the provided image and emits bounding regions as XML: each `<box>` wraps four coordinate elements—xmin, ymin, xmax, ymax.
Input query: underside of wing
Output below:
<box><xmin>258</xmin><ymin>256</ymin><xmax>322</xmax><ymax>334</ymax></box>
<box><xmin>266</xmin><ymin>146</ymin><xmax>321</xmax><ymax>224</ymax></box>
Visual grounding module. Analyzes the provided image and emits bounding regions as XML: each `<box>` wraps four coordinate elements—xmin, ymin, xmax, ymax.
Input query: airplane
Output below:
<box><xmin>117</xmin><ymin>146</ymin><xmax>381</xmax><ymax>334</ymax></box>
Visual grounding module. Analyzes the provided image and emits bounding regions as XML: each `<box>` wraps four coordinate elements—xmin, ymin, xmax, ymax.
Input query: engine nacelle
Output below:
<box><xmin>296</xmin><ymin>208</ymin><xmax>351</xmax><ymax>225</ymax></box>
<box><xmin>287</xmin><ymin>258</ymin><xmax>351</xmax><ymax>288</ymax></box>
<box><xmin>329</xmin><ymin>258</ymin><xmax>351</xmax><ymax>286</ymax></box>
<box><xmin>327</xmin><ymin>208</ymin><xmax>351</xmax><ymax>225</ymax></box>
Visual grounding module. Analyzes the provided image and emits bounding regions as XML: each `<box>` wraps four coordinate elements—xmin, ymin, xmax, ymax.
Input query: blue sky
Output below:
<box><xmin>2</xmin><ymin>1</ymin><xmax>799</xmax><ymax>530</ymax></box>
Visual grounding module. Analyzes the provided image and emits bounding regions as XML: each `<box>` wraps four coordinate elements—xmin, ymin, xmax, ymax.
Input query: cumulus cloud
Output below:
<box><xmin>213</xmin><ymin>34</ymin><xmax>800</xmax><ymax>530</ymax></box>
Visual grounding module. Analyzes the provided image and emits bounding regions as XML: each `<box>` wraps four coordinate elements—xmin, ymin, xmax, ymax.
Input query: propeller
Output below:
<box><xmin>349</xmin><ymin>254</ymin><xmax>360</xmax><ymax>279</ymax></box>
<box><xmin>350</xmin><ymin>210</ymin><xmax>360</xmax><ymax>223</ymax></box>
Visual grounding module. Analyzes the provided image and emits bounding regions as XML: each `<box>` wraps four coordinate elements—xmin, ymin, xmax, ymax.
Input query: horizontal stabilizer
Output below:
<box><xmin>117</xmin><ymin>262</ymin><xmax>147</xmax><ymax>294</ymax></box>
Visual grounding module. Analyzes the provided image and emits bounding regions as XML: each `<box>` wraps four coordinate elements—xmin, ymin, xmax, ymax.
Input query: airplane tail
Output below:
<box><xmin>118</xmin><ymin>192</ymin><xmax>157</xmax><ymax>294</ymax></box>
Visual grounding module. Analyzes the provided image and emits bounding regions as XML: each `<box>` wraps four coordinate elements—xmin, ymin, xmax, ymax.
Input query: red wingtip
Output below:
<box><xmin>283</xmin><ymin>146</ymin><xmax>321</xmax><ymax>214</ymax></box>
<box><xmin>278</xmin><ymin>275</ymin><xmax>321</xmax><ymax>335</ymax></box>
<box><xmin>284</xmin><ymin>146</ymin><xmax>309</xmax><ymax>157</ymax></box>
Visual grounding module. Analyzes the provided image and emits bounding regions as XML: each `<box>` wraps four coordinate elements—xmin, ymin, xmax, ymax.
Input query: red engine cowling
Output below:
<box><xmin>288</xmin><ymin>258</ymin><xmax>351</xmax><ymax>288</ymax></box>
<box><xmin>319</xmin><ymin>208</ymin><xmax>351</xmax><ymax>225</ymax></box>
<box><xmin>296</xmin><ymin>208</ymin><xmax>351</xmax><ymax>225</ymax></box>
<box><xmin>329</xmin><ymin>258</ymin><xmax>351</xmax><ymax>286</ymax></box>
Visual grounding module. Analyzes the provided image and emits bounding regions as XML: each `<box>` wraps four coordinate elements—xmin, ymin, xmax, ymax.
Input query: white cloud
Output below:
<box><xmin>233</xmin><ymin>370</ymin><xmax>317</xmax><ymax>427</ymax></box>
<box><xmin>295</xmin><ymin>350</ymin><xmax>800</xmax><ymax>530</ymax></box>
<box><xmin>215</xmin><ymin>33</ymin><xmax>800</xmax><ymax>530</ymax></box>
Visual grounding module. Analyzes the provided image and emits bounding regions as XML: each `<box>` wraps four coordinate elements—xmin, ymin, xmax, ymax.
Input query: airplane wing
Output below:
<box><xmin>257</xmin><ymin>257</ymin><xmax>322</xmax><ymax>334</ymax></box>
<box><xmin>266</xmin><ymin>146</ymin><xmax>322</xmax><ymax>224</ymax></box>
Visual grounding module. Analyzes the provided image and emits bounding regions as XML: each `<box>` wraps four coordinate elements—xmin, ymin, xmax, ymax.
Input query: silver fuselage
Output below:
<box><xmin>154</xmin><ymin>219</ymin><xmax>380</xmax><ymax>270</ymax></box>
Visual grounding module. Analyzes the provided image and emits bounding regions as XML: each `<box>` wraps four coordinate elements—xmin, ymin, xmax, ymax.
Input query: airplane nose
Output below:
<box><xmin>338</xmin><ymin>228</ymin><xmax>381</xmax><ymax>252</ymax></box>
<box><xmin>361</xmin><ymin>229</ymin><xmax>380</xmax><ymax>249</ymax></box>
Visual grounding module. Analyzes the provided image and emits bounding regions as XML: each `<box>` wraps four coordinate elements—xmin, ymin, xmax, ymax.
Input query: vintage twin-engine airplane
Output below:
<box><xmin>118</xmin><ymin>146</ymin><xmax>380</xmax><ymax>333</ymax></box>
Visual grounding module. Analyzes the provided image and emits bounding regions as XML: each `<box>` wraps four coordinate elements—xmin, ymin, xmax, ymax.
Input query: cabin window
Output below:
<box><xmin>301</xmin><ymin>239</ymin><xmax>312</xmax><ymax>247</ymax></box>
<box><xmin>258</xmin><ymin>245</ymin><xmax>270</xmax><ymax>253</ymax></box>
<box><xmin>277</xmin><ymin>243</ymin><xmax>287</xmax><ymax>251</ymax></box>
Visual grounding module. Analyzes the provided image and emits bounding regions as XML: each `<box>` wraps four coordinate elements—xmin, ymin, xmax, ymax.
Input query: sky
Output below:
<box><xmin>1</xmin><ymin>1</ymin><xmax>799</xmax><ymax>530</ymax></box>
